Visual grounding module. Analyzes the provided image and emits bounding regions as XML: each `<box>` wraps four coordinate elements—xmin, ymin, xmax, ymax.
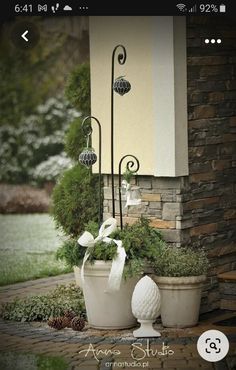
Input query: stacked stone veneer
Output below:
<box><xmin>103</xmin><ymin>16</ymin><xmax>236</xmax><ymax>312</ymax></box>
<box><xmin>103</xmin><ymin>175</ymin><xmax>187</xmax><ymax>247</ymax></box>
<box><xmin>186</xmin><ymin>16</ymin><xmax>236</xmax><ymax>312</ymax></box>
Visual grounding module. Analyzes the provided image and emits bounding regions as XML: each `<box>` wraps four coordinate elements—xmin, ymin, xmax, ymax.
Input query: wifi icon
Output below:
<box><xmin>176</xmin><ymin>3</ymin><xmax>187</xmax><ymax>11</ymax></box>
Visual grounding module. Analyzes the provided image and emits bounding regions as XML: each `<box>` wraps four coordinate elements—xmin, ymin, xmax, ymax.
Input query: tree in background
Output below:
<box><xmin>0</xmin><ymin>96</ymin><xmax>79</xmax><ymax>183</ymax></box>
<box><xmin>0</xmin><ymin>16</ymin><xmax>89</xmax><ymax>127</ymax></box>
<box><xmin>0</xmin><ymin>16</ymin><xmax>89</xmax><ymax>184</ymax></box>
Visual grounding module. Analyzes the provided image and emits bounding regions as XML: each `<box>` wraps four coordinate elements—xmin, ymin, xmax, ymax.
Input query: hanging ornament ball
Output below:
<box><xmin>79</xmin><ymin>148</ymin><xmax>97</xmax><ymax>168</ymax></box>
<box><xmin>113</xmin><ymin>77</ymin><xmax>131</xmax><ymax>96</ymax></box>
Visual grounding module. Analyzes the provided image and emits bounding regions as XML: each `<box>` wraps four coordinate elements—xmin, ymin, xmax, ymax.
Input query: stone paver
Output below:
<box><xmin>0</xmin><ymin>273</ymin><xmax>75</xmax><ymax>303</ymax></box>
<box><xmin>0</xmin><ymin>273</ymin><xmax>235</xmax><ymax>369</ymax></box>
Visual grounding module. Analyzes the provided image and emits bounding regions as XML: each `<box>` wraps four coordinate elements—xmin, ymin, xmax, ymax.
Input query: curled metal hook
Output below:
<box><xmin>112</xmin><ymin>44</ymin><xmax>127</xmax><ymax>66</ymax></box>
<box><xmin>80</xmin><ymin>115</ymin><xmax>102</xmax><ymax>227</ymax></box>
<box><xmin>111</xmin><ymin>45</ymin><xmax>127</xmax><ymax>218</ymax></box>
<box><xmin>118</xmin><ymin>154</ymin><xmax>140</xmax><ymax>229</ymax></box>
<box><xmin>82</xmin><ymin>116</ymin><xmax>94</xmax><ymax>137</ymax></box>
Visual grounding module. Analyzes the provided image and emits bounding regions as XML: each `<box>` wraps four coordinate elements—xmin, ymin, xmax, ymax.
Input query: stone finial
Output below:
<box><xmin>131</xmin><ymin>275</ymin><xmax>161</xmax><ymax>337</ymax></box>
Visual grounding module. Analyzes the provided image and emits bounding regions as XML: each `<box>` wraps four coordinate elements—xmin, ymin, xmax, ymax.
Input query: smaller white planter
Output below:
<box><xmin>74</xmin><ymin>261</ymin><xmax>139</xmax><ymax>329</ymax></box>
<box><xmin>153</xmin><ymin>275</ymin><xmax>206</xmax><ymax>328</ymax></box>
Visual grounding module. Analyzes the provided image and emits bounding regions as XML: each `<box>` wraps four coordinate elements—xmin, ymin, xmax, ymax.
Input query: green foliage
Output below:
<box><xmin>65</xmin><ymin>63</ymin><xmax>90</xmax><ymax>115</ymax></box>
<box><xmin>0</xmin><ymin>17</ymin><xmax>75</xmax><ymax>127</ymax></box>
<box><xmin>122</xmin><ymin>169</ymin><xmax>136</xmax><ymax>184</ymax></box>
<box><xmin>56</xmin><ymin>220</ymin><xmax>100</xmax><ymax>267</ymax></box>
<box><xmin>64</xmin><ymin>117</ymin><xmax>87</xmax><ymax>161</ymax></box>
<box><xmin>51</xmin><ymin>164</ymin><xmax>100</xmax><ymax>237</ymax></box>
<box><xmin>112</xmin><ymin>217</ymin><xmax>165</xmax><ymax>261</ymax></box>
<box><xmin>52</xmin><ymin>63</ymin><xmax>97</xmax><ymax>239</ymax></box>
<box><xmin>37</xmin><ymin>355</ymin><xmax>69</xmax><ymax>370</ymax></box>
<box><xmin>152</xmin><ymin>245</ymin><xmax>209</xmax><ymax>277</ymax></box>
<box><xmin>85</xmin><ymin>217</ymin><xmax>165</xmax><ymax>265</ymax></box>
<box><xmin>0</xmin><ymin>284</ymin><xmax>85</xmax><ymax>322</ymax></box>
<box><xmin>0</xmin><ymin>352</ymin><xmax>69</xmax><ymax>370</ymax></box>
<box><xmin>56</xmin><ymin>238</ymin><xmax>84</xmax><ymax>268</ymax></box>
<box><xmin>88</xmin><ymin>240</ymin><xmax>118</xmax><ymax>262</ymax></box>
<box><xmin>0</xmin><ymin>44</ymin><xmax>43</xmax><ymax>127</ymax></box>
<box><xmin>123</xmin><ymin>258</ymin><xmax>146</xmax><ymax>280</ymax></box>
<box><xmin>85</xmin><ymin>220</ymin><xmax>100</xmax><ymax>237</ymax></box>
<box><xmin>57</xmin><ymin>217</ymin><xmax>166</xmax><ymax>278</ymax></box>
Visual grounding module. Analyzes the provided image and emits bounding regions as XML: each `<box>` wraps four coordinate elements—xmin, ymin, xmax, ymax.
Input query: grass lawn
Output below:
<box><xmin>0</xmin><ymin>351</ymin><xmax>68</xmax><ymax>370</ymax></box>
<box><xmin>0</xmin><ymin>214</ymin><xmax>71</xmax><ymax>286</ymax></box>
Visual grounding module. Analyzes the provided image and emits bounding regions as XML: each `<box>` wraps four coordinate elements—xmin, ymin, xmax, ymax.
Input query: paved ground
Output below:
<box><xmin>0</xmin><ymin>274</ymin><xmax>236</xmax><ymax>370</ymax></box>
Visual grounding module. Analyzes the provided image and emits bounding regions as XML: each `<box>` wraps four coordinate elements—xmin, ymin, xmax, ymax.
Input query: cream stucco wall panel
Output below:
<box><xmin>89</xmin><ymin>16</ymin><xmax>188</xmax><ymax>176</ymax></box>
<box><xmin>153</xmin><ymin>17</ymin><xmax>188</xmax><ymax>176</ymax></box>
<box><xmin>173</xmin><ymin>17</ymin><xmax>188</xmax><ymax>176</ymax></box>
<box><xmin>153</xmin><ymin>17</ymin><xmax>176</xmax><ymax>176</ymax></box>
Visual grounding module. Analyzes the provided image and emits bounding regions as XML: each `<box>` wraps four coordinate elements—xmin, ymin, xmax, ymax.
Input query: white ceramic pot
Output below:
<box><xmin>74</xmin><ymin>261</ymin><xmax>139</xmax><ymax>329</ymax></box>
<box><xmin>73</xmin><ymin>266</ymin><xmax>81</xmax><ymax>287</ymax></box>
<box><xmin>153</xmin><ymin>275</ymin><xmax>206</xmax><ymax>328</ymax></box>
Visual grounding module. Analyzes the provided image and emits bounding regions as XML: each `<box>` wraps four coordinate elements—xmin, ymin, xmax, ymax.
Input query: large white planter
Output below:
<box><xmin>74</xmin><ymin>261</ymin><xmax>139</xmax><ymax>329</ymax></box>
<box><xmin>73</xmin><ymin>266</ymin><xmax>81</xmax><ymax>287</ymax></box>
<box><xmin>153</xmin><ymin>275</ymin><xmax>206</xmax><ymax>328</ymax></box>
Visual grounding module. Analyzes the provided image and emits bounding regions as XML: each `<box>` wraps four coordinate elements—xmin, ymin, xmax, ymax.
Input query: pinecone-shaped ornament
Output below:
<box><xmin>47</xmin><ymin>316</ymin><xmax>67</xmax><ymax>330</ymax></box>
<box><xmin>63</xmin><ymin>310</ymin><xmax>77</xmax><ymax>327</ymax></box>
<box><xmin>113</xmin><ymin>76</ymin><xmax>131</xmax><ymax>96</ymax></box>
<box><xmin>79</xmin><ymin>147</ymin><xmax>97</xmax><ymax>168</ymax></box>
<box><xmin>71</xmin><ymin>316</ymin><xmax>85</xmax><ymax>331</ymax></box>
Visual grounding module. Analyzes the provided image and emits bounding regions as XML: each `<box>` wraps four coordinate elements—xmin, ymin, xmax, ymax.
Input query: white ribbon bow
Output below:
<box><xmin>122</xmin><ymin>180</ymin><xmax>141</xmax><ymax>208</ymax></box>
<box><xmin>78</xmin><ymin>218</ymin><xmax>126</xmax><ymax>291</ymax></box>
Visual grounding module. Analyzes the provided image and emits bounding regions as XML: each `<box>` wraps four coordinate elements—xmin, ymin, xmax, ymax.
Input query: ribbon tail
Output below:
<box><xmin>125</xmin><ymin>190</ymin><xmax>130</xmax><ymax>208</ymax></box>
<box><xmin>107</xmin><ymin>241</ymin><xmax>126</xmax><ymax>291</ymax></box>
<box><xmin>80</xmin><ymin>250</ymin><xmax>90</xmax><ymax>286</ymax></box>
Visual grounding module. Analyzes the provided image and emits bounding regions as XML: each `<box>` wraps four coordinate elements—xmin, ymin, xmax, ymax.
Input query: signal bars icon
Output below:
<box><xmin>189</xmin><ymin>4</ymin><xmax>197</xmax><ymax>12</ymax></box>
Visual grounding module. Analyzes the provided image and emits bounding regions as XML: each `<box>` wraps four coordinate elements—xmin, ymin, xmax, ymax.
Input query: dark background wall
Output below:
<box><xmin>185</xmin><ymin>16</ymin><xmax>236</xmax><ymax>311</ymax></box>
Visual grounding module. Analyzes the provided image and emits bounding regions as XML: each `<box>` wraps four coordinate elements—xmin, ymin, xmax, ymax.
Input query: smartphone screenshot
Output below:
<box><xmin>0</xmin><ymin>1</ymin><xmax>235</xmax><ymax>370</ymax></box>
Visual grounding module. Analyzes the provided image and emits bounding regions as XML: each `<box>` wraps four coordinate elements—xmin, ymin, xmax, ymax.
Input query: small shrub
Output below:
<box><xmin>0</xmin><ymin>284</ymin><xmax>85</xmax><ymax>322</ymax></box>
<box><xmin>51</xmin><ymin>165</ymin><xmax>100</xmax><ymax>237</ymax></box>
<box><xmin>152</xmin><ymin>245</ymin><xmax>209</xmax><ymax>277</ymax></box>
<box><xmin>65</xmin><ymin>63</ymin><xmax>90</xmax><ymax>115</ymax></box>
<box><xmin>65</xmin><ymin>117</ymin><xmax>87</xmax><ymax>161</ymax></box>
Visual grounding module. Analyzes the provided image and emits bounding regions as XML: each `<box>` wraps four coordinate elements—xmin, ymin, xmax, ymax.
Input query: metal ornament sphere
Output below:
<box><xmin>113</xmin><ymin>77</ymin><xmax>131</xmax><ymax>96</ymax></box>
<box><xmin>79</xmin><ymin>148</ymin><xmax>97</xmax><ymax>168</ymax></box>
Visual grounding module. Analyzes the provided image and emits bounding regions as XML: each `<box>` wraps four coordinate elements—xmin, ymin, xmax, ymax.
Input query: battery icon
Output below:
<box><xmin>220</xmin><ymin>4</ymin><xmax>226</xmax><ymax>12</ymax></box>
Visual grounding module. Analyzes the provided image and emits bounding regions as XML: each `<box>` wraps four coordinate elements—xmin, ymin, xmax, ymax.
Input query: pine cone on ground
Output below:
<box><xmin>63</xmin><ymin>310</ymin><xmax>77</xmax><ymax>328</ymax></box>
<box><xmin>47</xmin><ymin>316</ymin><xmax>67</xmax><ymax>330</ymax></box>
<box><xmin>71</xmin><ymin>316</ymin><xmax>85</xmax><ymax>331</ymax></box>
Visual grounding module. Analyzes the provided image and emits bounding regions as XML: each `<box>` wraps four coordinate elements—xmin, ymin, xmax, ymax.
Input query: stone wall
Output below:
<box><xmin>103</xmin><ymin>16</ymin><xmax>236</xmax><ymax>312</ymax></box>
<box><xmin>103</xmin><ymin>175</ymin><xmax>188</xmax><ymax>247</ymax></box>
<box><xmin>185</xmin><ymin>16</ymin><xmax>236</xmax><ymax>312</ymax></box>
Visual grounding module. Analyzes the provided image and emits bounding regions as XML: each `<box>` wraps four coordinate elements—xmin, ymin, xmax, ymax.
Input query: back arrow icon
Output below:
<box><xmin>21</xmin><ymin>30</ymin><xmax>29</xmax><ymax>42</ymax></box>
